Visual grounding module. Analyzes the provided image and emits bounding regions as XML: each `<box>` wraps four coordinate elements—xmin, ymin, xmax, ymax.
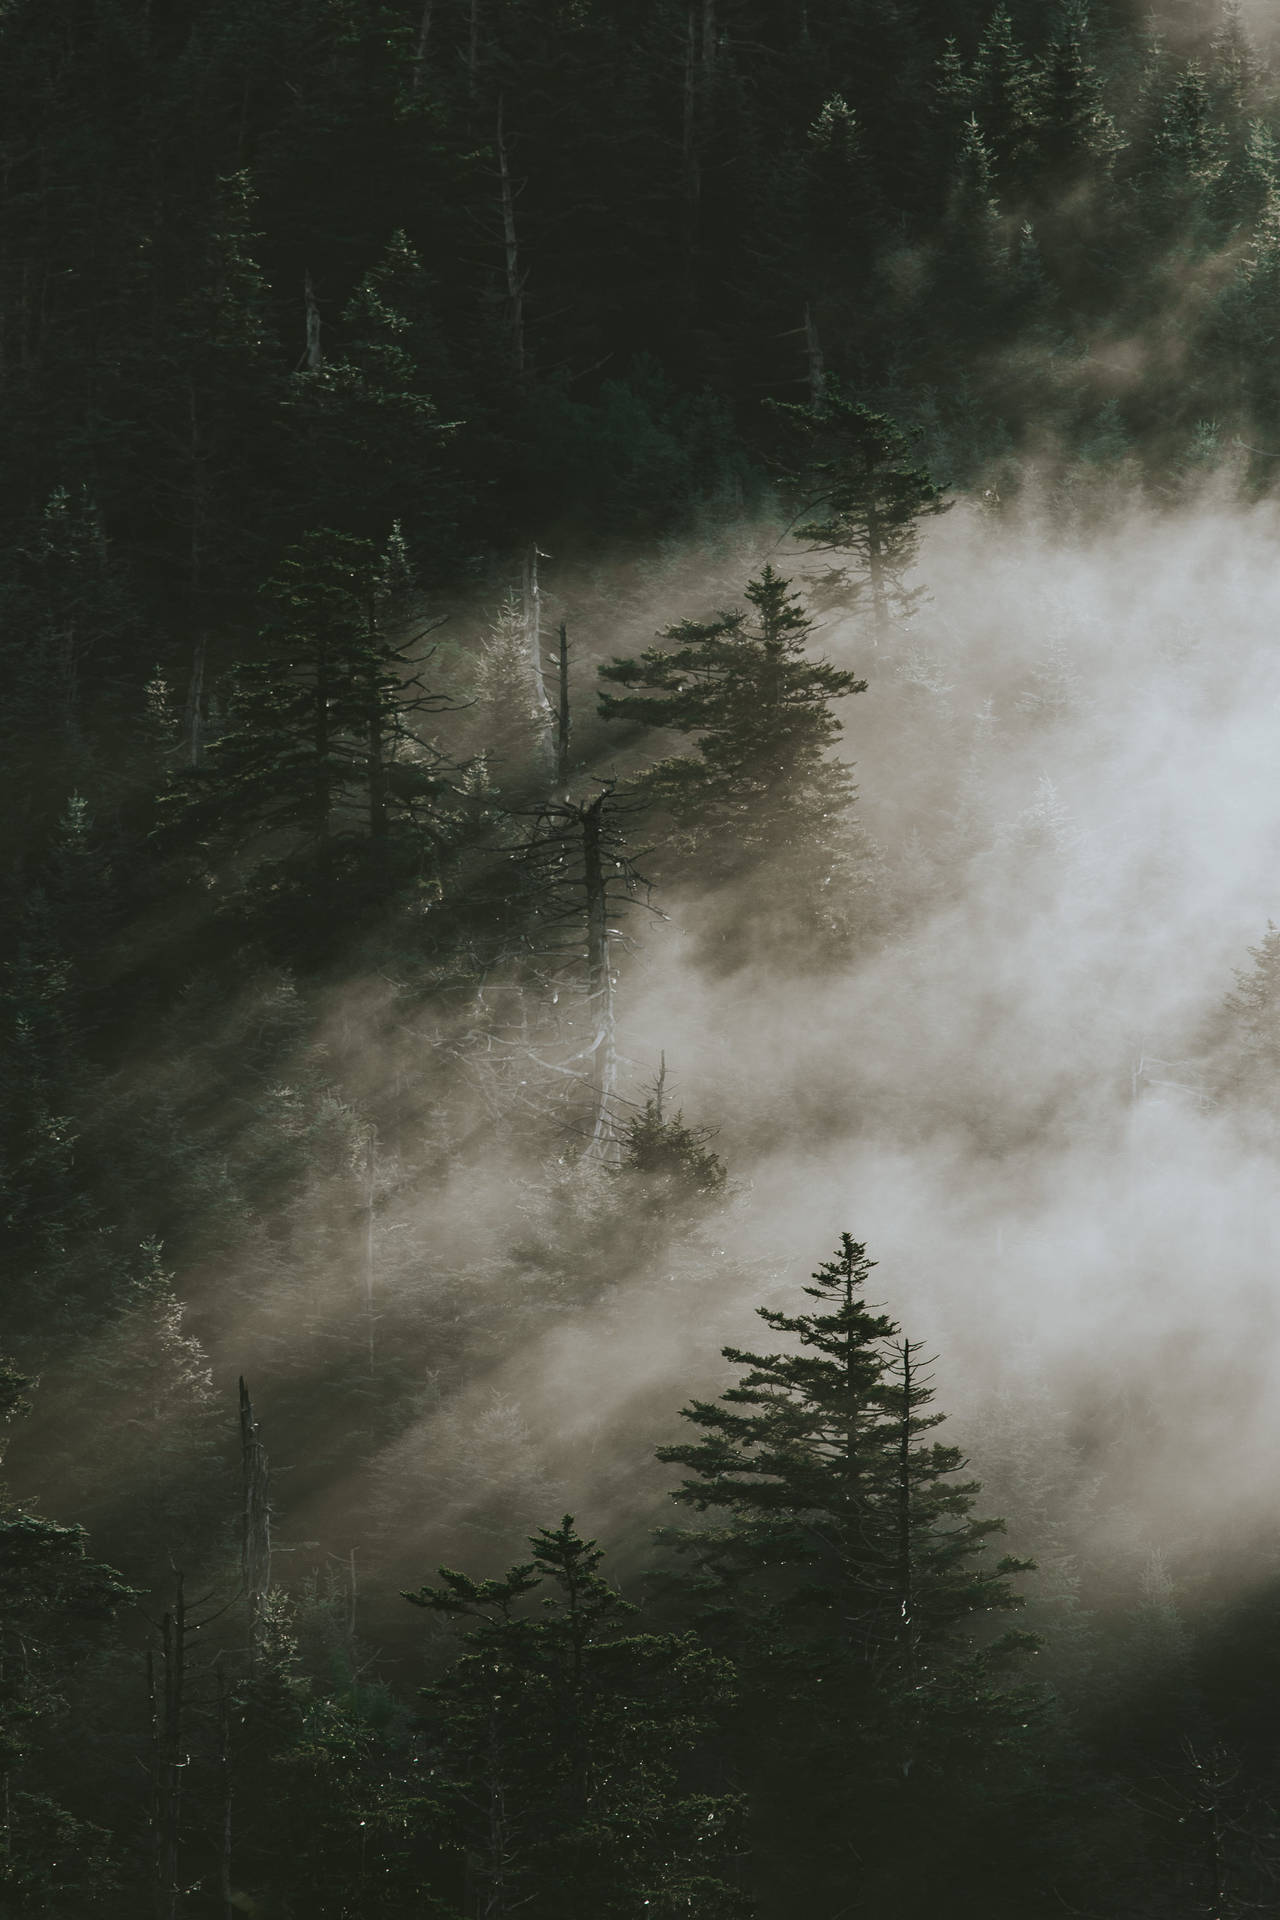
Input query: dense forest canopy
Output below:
<box><xmin>9</xmin><ymin>1</ymin><xmax>1280</xmax><ymax>1914</ymax></box>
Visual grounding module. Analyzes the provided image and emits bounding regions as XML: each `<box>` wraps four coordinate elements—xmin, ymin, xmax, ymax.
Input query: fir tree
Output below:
<box><xmin>599</xmin><ymin>563</ymin><xmax>873</xmax><ymax>962</ymax></box>
<box><xmin>405</xmin><ymin>1515</ymin><xmax>747</xmax><ymax>1919</ymax></box>
<box><xmin>654</xmin><ymin>1232</ymin><xmax>1039</xmax><ymax>1914</ymax></box>
<box><xmin>775</xmin><ymin>386</ymin><xmax>951</xmax><ymax>637</ymax></box>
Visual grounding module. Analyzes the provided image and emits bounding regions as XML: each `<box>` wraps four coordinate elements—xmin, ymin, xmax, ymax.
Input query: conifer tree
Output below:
<box><xmin>968</xmin><ymin>4</ymin><xmax>1043</xmax><ymax>200</ymax></box>
<box><xmin>161</xmin><ymin>528</ymin><xmax>456</xmax><ymax>915</ymax></box>
<box><xmin>775</xmin><ymin>387</ymin><xmax>950</xmax><ymax>638</ymax></box>
<box><xmin>405</xmin><ymin>1515</ymin><xmax>746</xmax><ymax>1920</ymax></box>
<box><xmin>602</xmin><ymin>563</ymin><xmax>875</xmax><ymax>962</ymax></box>
<box><xmin>654</xmin><ymin>1232</ymin><xmax>1039</xmax><ymax>1913</ymax></box>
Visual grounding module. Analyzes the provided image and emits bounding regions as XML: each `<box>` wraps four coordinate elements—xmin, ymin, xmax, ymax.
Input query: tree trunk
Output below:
<box><xmin>496</xmin><ymin>97</ymin><xmax>526</xmax><ymax>377</ymax></box>
<box><xmin>522</xmin><ymin>544</ymin><xmax>554</xmax><ymax>765</ymax></box>
<box><xmin>238</xmin><ymin>1378</ymin><xmax>271</xmax><ymax>1663</ymax></box>
<box><xmin>150</xmin><ymin>1574</ymin><xmax>187</xmax><ymax>1920</ymax></box>
<box><xmin>216</xmin><ymin>1664</ymin><xmax>234</xmax><ymax>1920</ymax></box>
<box><xmin>411</xmin><ymin>0</ymin><xmax>433</xmax><ymax>92</ymax></box>
<box><xmin>803</xmin><ymin>303</ymin><xmax>826</xmax><ymax>405</ymax></box>
<box><xmin>183</xmin><ymin>635</ymin><xmax>207</xmax><ymax>769</ymax></box>
<box><xmin>304</xmin><ymin>270</ymin><xmax>323</xmax><ymax>368</ymax></box>
<box><xmin>362</xmin><ymin>1129</ymin><xmax>377</xmax><ymax>1376</ymax></box>
<box><xmin>581</xmin><ymin>795</ymin><xmax>616</xmax><ymax>1155</ymax></box>
<box><xmin>555</xmin><ymin>622</ymin><xmax>571</xmax><ymax>789</ymax></box>
<box><xmin>467</xmin><ymin>0</ymin><xmax>481</xmax><ymax>94</ymax></box>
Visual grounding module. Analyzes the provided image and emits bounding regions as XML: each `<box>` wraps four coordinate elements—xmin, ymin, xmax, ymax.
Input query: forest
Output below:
<box><xmin>9</xmin><ymin>0</ymin><xmax>1280</xmax><ymax>1914</ymax></box>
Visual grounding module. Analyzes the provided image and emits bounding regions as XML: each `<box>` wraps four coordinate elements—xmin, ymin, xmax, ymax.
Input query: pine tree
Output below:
<box><xmin>968</xmin><ymin>4</ymin><xmax>1043</xmax><ymax>200</ymax></box>
<box><xmin>775</xmin><ymin>387</ymin><xmax>950</xmax><ymax>638</ymax></box>
<box><xmin>405</xmin><ymin>1515</ymin><xmax>747</xmax><ymax>1920</ymax></box>
<box><xmin>1034</xmin><ymin>7</ymin><xmax>1122</xmax><ymax>199</ymax></box>
<box><xmin>160</xmin><ymin>528</ymin><xmax>456</xmax><ymax>918</ymax></box>
<box><xmin>285</xmin><ymin>230</ymin><xmax>461</xmax><ymax>561</ymax></box>
<box><xmin>654</xmin><ymin>1231</ymin><xmax>1039</xmax><ymax>1914</ymax></box>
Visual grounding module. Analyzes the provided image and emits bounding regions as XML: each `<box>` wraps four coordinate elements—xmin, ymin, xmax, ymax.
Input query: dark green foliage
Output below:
<box><xmin>654</xmin><ymin>1232</ymin><xmax>1040</xmax><ymax>1913</ymax></box>
<box><xmin>776</xmin><ymin>387</ymin><xmax>951</xmax><ymax>634</ymax></box>
<box><xmin>599</xmin><ymin>564</ymin><xmax>873</xmax><ymax>961</ymax></box>
<box><xmin>406</xmin><ymin>1516</ymin><xmax>747</xmax><ymax>1919</ymax></box>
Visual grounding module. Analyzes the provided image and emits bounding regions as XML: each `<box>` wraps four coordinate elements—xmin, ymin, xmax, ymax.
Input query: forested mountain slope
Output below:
<box><xmin>7</xmin><ymin>3</ymin><xmax>1280</xmax><ymax>1915</ymax></box>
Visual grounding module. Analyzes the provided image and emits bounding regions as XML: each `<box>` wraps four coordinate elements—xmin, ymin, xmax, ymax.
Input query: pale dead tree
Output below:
<box><xmin>554</xmin><ymin>621</ymin><xmax>571</xmax><ymax>790</ymax></box>
<box><xmin>238</xmin><ymin>1378</ymin><xmax>271</xmax><ymax>1662</ymax></box>
<box><xmin>495</xmin><ymin>95</ymin><xmax>527</xmax><ymax>377</ymax></box>
<box><xmin>515</xmin><ymin>786</ymin><xmax>654</xmax><ymax>1158</ymax></box>
<box><xmin>521</xmin><ymin>543</ymin><xmax>554</xmax><ymax>766</ymax></box>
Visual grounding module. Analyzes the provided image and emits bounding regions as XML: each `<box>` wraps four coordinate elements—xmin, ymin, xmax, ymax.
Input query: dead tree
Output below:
<box><xmin>554</xmin><ymin>622</ymin><xmax>571</xmax><ymax>789</ymax></box>
<box><xmin>521</xmin><ymin>544</ymin><xmax>554</xmax><ymax>766</ymax></box>
<box><xmin>238</xmin><ymin>1378</ymin><xmax>271</xmax><ymax>1663</ymax></box>
<box><xmin>514</xmin><ymin>786</ymin><xmax>654</xmax><ymax>1157</ymax></box>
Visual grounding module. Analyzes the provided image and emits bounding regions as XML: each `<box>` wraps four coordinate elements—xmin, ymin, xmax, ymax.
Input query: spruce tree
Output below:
<box><xmin>654</xmin><ymin>1232</ymin><xmax>1039</xmax><ymax>1914</ymax></box>
<box><xmin>599</xmin><ymin>564</ymin><xmax>872</xmax><ymax>961</ymax></box>
<box><xmin>775</xmin><ymin>385</ymin><xmax>950</xmax><ymax>638</ymax></box>
<box><xmin>405</xmin><ymin>1515</ymin><xmax>747</xmax><ymax>1920</ymax></box>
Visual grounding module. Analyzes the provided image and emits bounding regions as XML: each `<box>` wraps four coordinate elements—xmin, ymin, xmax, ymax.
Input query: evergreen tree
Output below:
<box><xmin>775</xmin><ymin>387</ymin><xmax>951</xmax><ymax>637</ymax></box>
<box><xmin>599</xmin><ymin>563</ymin><xmax>873</xmax><ymax>962</ymax></box>
<box><xmin>654</xmin><ymin>1232</ymin><xmax>1040</xmax><ymax>1915</ymax></box>
<box><xmin>968</xmin><ymin>4</ymin><xmax>1043</xmax><ymax>200</ymax></box>
<box><xmin>405</xmin><ymin>1515</ymin><xmax>747</xmax><ymax>1919</ymax></box>
<box><xmin>161</xmin><ymin>528</ymin><xmax>456</xmax><ymax>922</ymax></box>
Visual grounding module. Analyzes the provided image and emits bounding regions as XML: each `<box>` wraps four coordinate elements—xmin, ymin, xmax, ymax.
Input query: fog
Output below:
<box><xmin>330</xmin><ymin>478</ymin><xmax>1280</xmax><ymax>1594</ymax></box>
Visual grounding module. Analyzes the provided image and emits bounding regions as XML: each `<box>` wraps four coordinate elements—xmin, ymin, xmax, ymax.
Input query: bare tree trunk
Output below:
<box><xmin>581</xmin><ymin>795</ymin><xmax>616</xmax><ymax>1156</ymax></box>
<box><xmin>238</xmin><ymin>1379</ymin><xmax>271</xmax><ymax>1663</ymax></box>
<box><xmin>496</xmin><ymin>97</ymin><xmax>526</xmax><ymax>377</ymax></box>
<box><xmin>304</xmin><ymin>270</ymin><xmax>323</xmax><ymax>368</ymax></box>
<box><xmin>803</xmin><ymin>303</ymin><xmax>826</xmax><ymax>405</ymax></box>
<box><xmin>555</xmin><ymin>622</ymin><xmax>571</xmax><ymax>789</ymax></box>
<box><xmin>410</xmin><ymin>0</ymin><xmax>433</xmax><ymax>92</ymax></box>
<box><xmin>521</xmin><ymin>544</ymin><xmax>554</xmax><ymax>765</ymax></box>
